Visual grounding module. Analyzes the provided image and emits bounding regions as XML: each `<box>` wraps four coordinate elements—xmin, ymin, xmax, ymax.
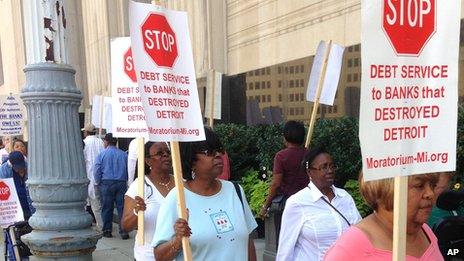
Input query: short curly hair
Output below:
<box><xmin>179</xmin><ymin>127</ymin><xmax>223</xmax><ymax>180</ymax></box>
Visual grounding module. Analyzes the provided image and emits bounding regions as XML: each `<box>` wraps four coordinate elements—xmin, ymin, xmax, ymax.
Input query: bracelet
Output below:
<box><xmin>133</xmin><ymin>209</ymin><xmax>138</xmax><ymax>216</ymax></box>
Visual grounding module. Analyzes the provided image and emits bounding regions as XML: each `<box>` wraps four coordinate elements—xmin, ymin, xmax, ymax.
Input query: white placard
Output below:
<box><xmin>205</xmin><ymin>70</ymin><xmax>222</xmax><ymax>120</ymax></box>
<box><xmin>360</xmin><ymin>1</ymin><xmax>460</xmax><ymax>181</ymax></box>
<box><xmin>110</xmin><ymin>37</ymin><xmax>149</xmax><ymax>138</ymax></box>
<box><xmin>0</xmin><ymin>178</ymin><xmax>24</xmax><ymax>228</ymax></box>
<box><xmin>91</xmin><ymin>95</ymin><xmax>112</xmax><ymax>132</ymax></box>
<box><xmin>129</xmin><ymin>1</ymin><xmax>205</xmax><ymax>141</ymax></box>
<box><xmin>0</xmin><ymin>94</ymin><xmax>25</xmax><ymax>136</ymax></box>
<box><xmin>306</xmin><ymin>41</ymin><xmax>344</xmax><ymax>106</ymax></box>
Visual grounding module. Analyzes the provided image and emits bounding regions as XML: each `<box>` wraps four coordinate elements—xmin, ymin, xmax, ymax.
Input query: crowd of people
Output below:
<box><xmin>1</xmin><ymin>120</ymin><xmax>462</xmax><ymax>260</ymax></box>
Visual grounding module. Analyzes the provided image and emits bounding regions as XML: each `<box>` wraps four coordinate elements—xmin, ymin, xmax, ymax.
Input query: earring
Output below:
<box><xmin>191</xmin><ymin>169</ymin><xmax>196</xmax><ymax>180</ymax></box>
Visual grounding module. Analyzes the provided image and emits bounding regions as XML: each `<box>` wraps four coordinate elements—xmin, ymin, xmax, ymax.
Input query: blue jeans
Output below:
<box><xmin>99</xmin><ymin>180</ymin><xmax>127</xmax><ymax>233</ymax></box>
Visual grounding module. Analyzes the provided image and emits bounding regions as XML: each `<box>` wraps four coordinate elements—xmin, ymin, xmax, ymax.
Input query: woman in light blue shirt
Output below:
<box><xmin>152</xmin><ymin>127</ymin><xmax>257</xmax><ymax>261</ymax></box>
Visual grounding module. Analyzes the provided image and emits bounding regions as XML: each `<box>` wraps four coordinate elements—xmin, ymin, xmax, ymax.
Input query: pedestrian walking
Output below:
<box><xmin>82</xmin><ymin>123</ymin><xmax>104</xmax><ymax>230</ymax></box>
<box><xmin>94</xmin><ymin>133</ymin><xmax>129</xmax><ymax>239</ymax></box>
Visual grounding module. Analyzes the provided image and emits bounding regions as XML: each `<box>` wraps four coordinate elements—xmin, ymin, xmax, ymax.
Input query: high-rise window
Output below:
<box><xmin>261</xmin><ymin>81</ymin><xmax>265</xmax><ymax>89</ymax></box>
<box><xmin>296</xmin><ymin>66</ymin><xmax>300</xmax><ymax>74</ymax></box>
<box><xmin>300</xmin><ymin>93</ymin><xmax>304</xmax><ymax>101</ymax></box>
<box><xmin>354</xmin><ymin>58</ymin><xmax>359</xmax><ymax>67</ymax></box>
<box><xmin>249</xmin><ymin>83</ymin><xmax>253</xmax><ymax>90</ymax></box>
<box><xmin>279</xmin><ymin>94</ymin><xmax>282</xmax><ymax>102</ymax></box>
<box><xmin>300</xmin><ymin>65</ymin><xmax>304</xmax><ymax>72</ymax></box>
<box><xmin>300</xmin><ymin>79</ymin><xmax>304</xmax><ymax>87</ymax></box>
<box><xmin>267</xmin><ymin>95</ymin><xmax>271</xmax><ymax>102</ymax></box>
<box><xmin>348</xmin><ymin>59</ymin><xmax>353</xmax><ymax>67</ymax></box>
<box><xmin>278</xmin><ymin>67</ymin><xmax>282</xmax><ymax>74</ymax></box>
<box><xmin>267</xmin><ymin>81</ymin><xmax>271</xmax><ymax>88</ymax></box>
<box><xmin>278</xmin><ymin>81</ymin><xmax>282</xmax><ymax>88</ymax></box>
<box><xmin>289</xmin><ymin>94</ymin><xmax>294</xmax><ymax>102</ymax></box>
<box><xmin>266</xmin><ymin>68</ymin><xmax>270</xmax><ymax>75</ymax></box>
<box><xmin>290</xmin><ymin>66</ymin><xmax>294</xmax><ymax>74</ymax></box>
<box><xmin>262</xmin><ymin>95</ymin><xmax>266</xmax><ymax>102</ymax></box>
<box><xmin>289</xmin><ymin>80</ymin><xmax>294</xmax><ymax>88</ymax></box>
<box><xmin>255</xmin><ymin>82</ymin><xmax>260</xmax><ymax>89</ymax></box>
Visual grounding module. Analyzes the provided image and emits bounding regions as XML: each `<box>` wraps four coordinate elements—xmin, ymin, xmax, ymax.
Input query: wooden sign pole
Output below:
<box><xmin>393</xmin><ymin>176</ymin><xmax>408</xmax><ymax>261</ymax></box>
<box><xmin>305</xmin><ymin>40</ymin><xmax>332</xmax><ymax>148</ymax></box>
<box><xmin>136</xmin><ymin>137</ymin><xmax>145</xmax><ymax>245</ymax></box>
<box><xmin>171</xmin><ymin>142</ymin><xmax>193</xmax><ymax>261</ymax></box>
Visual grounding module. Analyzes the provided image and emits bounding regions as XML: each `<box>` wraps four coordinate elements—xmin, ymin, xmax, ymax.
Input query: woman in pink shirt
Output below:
<box><xmin>325</xmin><ymin>173</ymin><xmax>443</xmax><ymax>261</ymax></box>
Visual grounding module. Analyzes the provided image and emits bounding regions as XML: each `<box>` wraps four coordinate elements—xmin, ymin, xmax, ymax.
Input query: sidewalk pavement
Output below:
<box><xmin>2</xmin><ymin>223</ymin><xmax>266</xmax><ymax>260</ymax></box>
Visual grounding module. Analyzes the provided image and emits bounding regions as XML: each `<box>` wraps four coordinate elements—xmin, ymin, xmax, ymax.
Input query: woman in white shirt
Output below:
<box><xmin>276</xmin><ymin>146</ymin><xmax>361</xmax><ymax>261</ymax></box>
<box><xmin>121</xmin><ymin>141</ymin><xmax>174</xmax><ymax>261</ymax></box>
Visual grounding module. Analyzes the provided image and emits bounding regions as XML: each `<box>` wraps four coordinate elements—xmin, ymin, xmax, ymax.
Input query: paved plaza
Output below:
<box><xmin>1</xmin><ymin>223</ymin><xmax>266</xmax><ymax>260</ymax></box>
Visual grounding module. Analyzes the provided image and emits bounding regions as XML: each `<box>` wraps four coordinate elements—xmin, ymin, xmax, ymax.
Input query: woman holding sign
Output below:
<box><xmin>121</xmin><ymin>141</ymin><xmax>173</xmax><ymax>261</ymax></box>
<box><xmin>152</xmin><ymin>127</ymin><xmax>257</xmax><ymax>261</ymax></box>
<box><xmin>324</xmin><ymin>173</ymin><xmax>443</xmax><ymax>260</ymax></box>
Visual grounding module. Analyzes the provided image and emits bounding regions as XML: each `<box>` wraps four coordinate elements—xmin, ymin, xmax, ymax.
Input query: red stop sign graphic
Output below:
<box><xmin>382</xmin><ymin>0</ymin><xmax>436</xmax><ymax>56</ymax></box>
<box><xmin>124</xmin><ymin>48</ymin><xmax>137</xmax><ymax>83</ymax></box>
<box><xmin>141</xmin><ymin>13</ymin><xmax>178</xmax><ymax>68</ymax></box>
<box><xmin>0</xmin><ymin>181</ymin><xmax>11</xmax><ymax>201</ymax></box>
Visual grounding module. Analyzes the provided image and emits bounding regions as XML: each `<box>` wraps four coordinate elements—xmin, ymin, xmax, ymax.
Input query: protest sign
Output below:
<box><xmin>91</xmin><ymin>95</ymin><xmax>112</xmax><ymax>132</ymax></box>
<box><xmin>129</xmin><ymin>1</ymin><xmax>203</xmax><ymax>258</ymax></box>
<box><xmin>0</xmin><ymin>94</ymin><xmax>25</xmax><ymax>136</ymax></box>
<box><xmin>110</xmin><ymin>37</ymin><xmax>148</xmax><ymax>138</ymax></box>
<box><xmin>306</xmin><ymin>40</ymin><xmax>344</xmax><ymax>106</ymax></box>
<box><xmin>360</xmin><ymin>0</ymin><xmax>460</xmax><ymax>181</ymax></box>
<box><xmin>129</xmin><ymin>1</ymin><xmax>205</xmax><ymax>142</ymax></box>
<box><xmin>205</xmin><ymin>70</ymin><xmax>222</xmax><ymax>122</ymax></box>
<box><xmin>0</xmin><ymin>178</ymin><xmax>24</xmax><ymax>228</ymax></box>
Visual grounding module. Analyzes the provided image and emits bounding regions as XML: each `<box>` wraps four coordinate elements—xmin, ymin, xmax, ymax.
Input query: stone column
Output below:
<box><xmin>20</xmin><ymin>0</ymin><xmax>101</xmax><ymax>259</ymax></box>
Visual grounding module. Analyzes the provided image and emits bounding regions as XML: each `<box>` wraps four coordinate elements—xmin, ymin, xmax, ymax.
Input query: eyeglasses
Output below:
<box><xmin>148</xmin><ymin>150</ymin><xmax>171</xmax><ymax>158</ymax></box>
<box><xmin>196</xmin><ymin>149</ymin><xmax>223</xmax><ymax>157</ymax></box>
<box><xmin>309</xmin><ymin>164</ymin><xmax>337</xmax><ymax>172</ymax></box>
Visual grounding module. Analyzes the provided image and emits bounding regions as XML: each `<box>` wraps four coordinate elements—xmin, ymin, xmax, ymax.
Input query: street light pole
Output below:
<box><xmin>20</xmin><ymin>0</ymin><xmax>101</xmax><ymax>259</ymax></box>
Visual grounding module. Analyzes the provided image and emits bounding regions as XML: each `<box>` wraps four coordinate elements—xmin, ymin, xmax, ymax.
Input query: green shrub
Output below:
<box><xmin>240</xmin><ymin>169</ymin><xmax>271</xmax><ymax>216</ymax></box>
<box><xmin>343</xmin><ymin>179</ymin><xmax>372</xmax><ymax>217</ymax></box>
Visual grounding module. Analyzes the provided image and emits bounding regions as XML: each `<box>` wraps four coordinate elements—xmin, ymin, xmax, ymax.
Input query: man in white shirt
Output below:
<box><xmin>82</xmin><ymin>123</ymin><xmax>104</xmax><ymax>231</ymax></box>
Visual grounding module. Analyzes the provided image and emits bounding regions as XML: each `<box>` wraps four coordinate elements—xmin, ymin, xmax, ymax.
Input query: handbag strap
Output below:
<box><xmin>308</xmin><ymin>184</ymin><xmax>351</xmax><ymax>226</ymax></box>
<box><xmin>320</xmin><ymin>196</ymin><xmax>351</xmax><ymax>226</ymax></box>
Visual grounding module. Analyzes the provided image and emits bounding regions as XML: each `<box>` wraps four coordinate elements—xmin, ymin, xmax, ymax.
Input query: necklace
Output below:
<box><xmin>157</xmin><ymin>177</ymin><xmax>172</xmax><ymax>190</ymax></box>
